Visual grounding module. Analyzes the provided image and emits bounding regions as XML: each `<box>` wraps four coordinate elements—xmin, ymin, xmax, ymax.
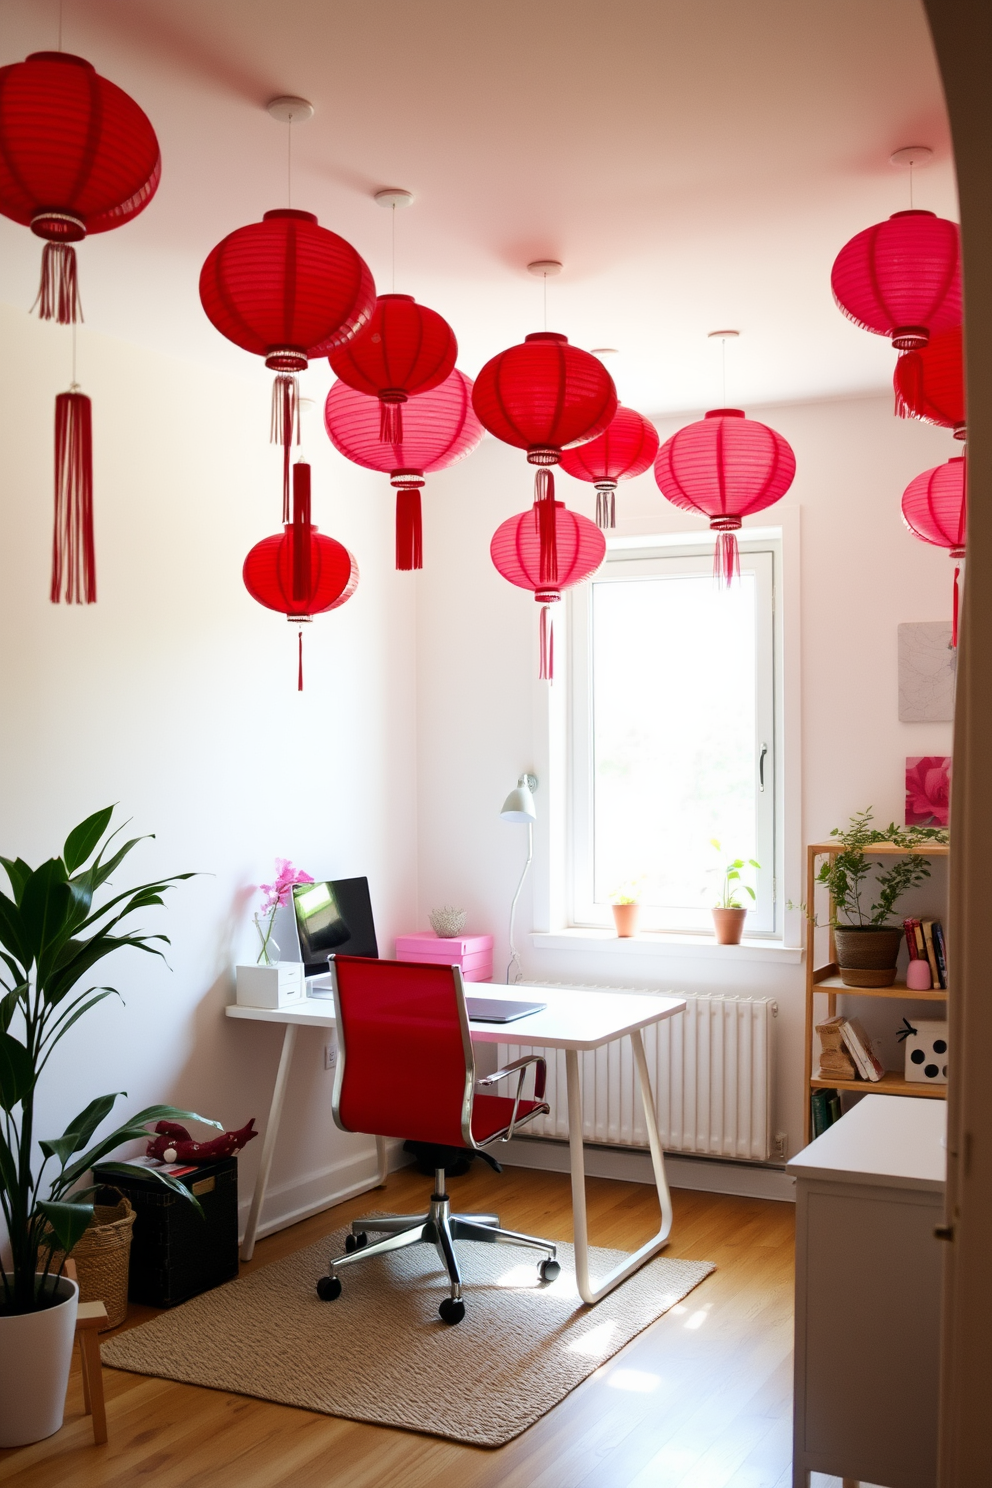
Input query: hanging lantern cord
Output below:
<box><xmin>297</xmin><ymin>623</ymin><xmax>304</xmax><ymax>691</ymax></box>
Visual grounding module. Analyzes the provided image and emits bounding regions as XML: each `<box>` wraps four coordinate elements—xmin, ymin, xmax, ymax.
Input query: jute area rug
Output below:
<box><xmin>101</xmin><ymin>1220</ymin><xmax>714</xmax><ymax>1448</ymax></box>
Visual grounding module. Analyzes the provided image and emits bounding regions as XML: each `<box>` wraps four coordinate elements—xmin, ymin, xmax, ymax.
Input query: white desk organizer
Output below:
<box><xmin>236</xmin><ymin>961</ymin><xmax>305</xmax><ymax>1010</ymax></box>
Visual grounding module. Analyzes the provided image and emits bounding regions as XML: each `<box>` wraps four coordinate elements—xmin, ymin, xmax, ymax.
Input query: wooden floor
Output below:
<box><xmin>0</xmin><ymin>1165</ymin><xmax>797</xmax><ymax>1488</ymax></box>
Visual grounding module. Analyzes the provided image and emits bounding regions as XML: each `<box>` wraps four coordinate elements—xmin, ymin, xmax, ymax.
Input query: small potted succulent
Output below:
<box><xmin>610</xmin><ymin>880</ymin><xmax>643</xmax><ymax>938</ymax></box>
<box><xmin>816</xmin><ymin>809</ymin><xmax>947</xmax><ymax>986</ymax></box>
<box><xmin>710</xmin><ymin>840</ymin><xmax>759</xmax><ymax>944</ymax></box>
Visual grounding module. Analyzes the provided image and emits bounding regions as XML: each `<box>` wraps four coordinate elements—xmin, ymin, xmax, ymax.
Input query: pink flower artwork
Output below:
<box><xmin>258</xmin><ymin>858</ymin><xmax>314</xmax><ymax>913</ymax></box>
<box><xmin>905</xmin><ymin>756</ymin><xmax>951</xmax><ymax>827</ymax></box>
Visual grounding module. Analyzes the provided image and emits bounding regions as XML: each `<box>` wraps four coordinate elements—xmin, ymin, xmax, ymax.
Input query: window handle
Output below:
<box><xmin>758</xmin><ymin>743</ymin><xmax>768</xmax><ymax>792</ymax></box>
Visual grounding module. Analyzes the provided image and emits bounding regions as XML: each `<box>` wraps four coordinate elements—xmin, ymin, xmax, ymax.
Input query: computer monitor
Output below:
<box><xmin>293</xmin><ymin>877</ymin><xmax>379</xmax><ymax>977</ymax></box>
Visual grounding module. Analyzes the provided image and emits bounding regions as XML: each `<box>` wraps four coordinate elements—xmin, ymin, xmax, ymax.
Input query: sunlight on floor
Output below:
<box><xmin>684</xmin><ymin>1303</ymin><xmax>712</xmax><ymax>1330</ymax></box>
<box><xmin>605</xmin><ymin>1368</ymin><xmax>662</xmax><ymax>1394</ymax></box>
<box><xmin>566</xmin><ymin>1320</ymin><xmax>620</xmax><ymax>1357</ymax></box>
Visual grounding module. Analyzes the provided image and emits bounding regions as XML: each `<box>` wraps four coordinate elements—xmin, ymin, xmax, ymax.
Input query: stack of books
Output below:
<box><xmin>903</xmin><ymin>918</ymin><xmax>948</xmax><ymax>989</ymax></box>
<box><xmin>810</xmin><ymin>1087</ymin><xmax>842</xmax><ymax>1137</ymax></box>
<box><xmin>816</xmin><ymin>1014</ymin><xmax>885</xmax><ymax>1083</ymax></box>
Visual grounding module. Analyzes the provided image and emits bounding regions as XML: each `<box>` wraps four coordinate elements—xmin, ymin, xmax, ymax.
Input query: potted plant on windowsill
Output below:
<box><xmin>610</xmin><ymin>880</ymin><xmax>643</xmax><ymax>938</ymax></box>
<box><xmin>816</xmin><ymin>809</ymin><xmax>948</xmax><ymax>987</ymax></box>
<box><xmin>710</xmin><ymin>841</ymin><xmax>759</xmax><ymax>944</ymax></box>
<box><xmin>0</xmin><ymin>807</ymin><xmax>221</xmax><ymax>1449</ymax></box>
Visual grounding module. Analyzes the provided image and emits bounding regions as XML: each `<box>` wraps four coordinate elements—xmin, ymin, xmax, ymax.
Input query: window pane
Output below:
<box><xmin>591</xmin><ymin>572</ymin><xmax>757</xmax><ymax>911</ymax></box>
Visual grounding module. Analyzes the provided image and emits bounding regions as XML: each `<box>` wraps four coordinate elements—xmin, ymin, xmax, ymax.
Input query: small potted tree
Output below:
<box><xmin>816</xmin><ymin>809</ymin><xmax>947</xmax><ymax>986</ymax></box>
<box><xmin>0</xmin><ymin>808</ymin><xmax>220</xmax><ymax>1448</ymax></box>
<box><xmin>710</xmin><ymin>841</ymin><xmax>760</xmax><ymax>944</ymax></box>
<box><xmin>610</xmin><ymin>880</ymin><xmax>643</xmax><ymax>938</ymax></box>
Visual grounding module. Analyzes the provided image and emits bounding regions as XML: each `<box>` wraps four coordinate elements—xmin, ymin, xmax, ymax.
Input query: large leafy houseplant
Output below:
<box><xmin>0</xmin><ymin>807</ymin><xmax>220</xmax><ymax>1316</ymax></box>
<box><xmin>815</xmin><ymin>809</ymin><xmax>948</xmax><ymax>925</ymax></box>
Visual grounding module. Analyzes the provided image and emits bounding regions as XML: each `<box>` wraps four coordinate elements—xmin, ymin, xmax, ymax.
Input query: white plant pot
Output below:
<box><xmin>0</xmin><ymin>1275</ymin><xmax>79</xmax><ymax>1447</ymax></box>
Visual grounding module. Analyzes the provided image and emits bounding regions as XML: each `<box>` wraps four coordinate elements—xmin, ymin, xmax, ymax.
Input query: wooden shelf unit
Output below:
<box><xmin>803</xmin><ymin>840</ymin><xmax>949</xmax><ymax>1143</ymax></box>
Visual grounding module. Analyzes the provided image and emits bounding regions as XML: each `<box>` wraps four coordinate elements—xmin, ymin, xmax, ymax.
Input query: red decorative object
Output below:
<box><xmin>831</xmin><ymin>210</ymin><xmax>961</xmax><ymax>351</ymax></box>
<box><xmin>472</xmin><ymin>332</ymin><xmax>617</xmax><ymax>465</ymax></box>
<box><xmin>324</xmin><ymin>369</ymin><xmax>483</xmax><ymax>569</ymax></box>
<box><xmin>200</xmin><ymin>208</ymin><xmax>375</xmax><ymax>519</ymax></box>
<box><xmin>243</xmin><ymin>462</ymin><xmax>359</xmax><ymax>688</ymax></box>
<box><xmin>490</xmin><ymin>482</ymin><xmax>606</xmax><ymax>679</ymax></box>
<box><xmin>905</xmin><ymin>756</ymin><xmax>951</xmax><ymax>829</ymax></box>
<box><xmin>0</xmin><ymin>51</ymin><xmax>161</xmax><ymax>324</ymax></box>
<box><xmin>901</xmin><ymin>455</ymin><xmax>967</xmax><ymax>646</ymax></box>
<box><xmin>894</xmin><ymin>324</ymin><xmax>966</xmax><ymax>438</ymax></box>
<box><xmin>653</xmin><ymin>409</ymin><xmax>796</xmax><ymax>585</ymax></box>
<box><xmin>560</xmin><ymin>405</ymin><xmax>660</xmax><ymax>529</ymax></box>
<box><xmin>146</xmin><ymin>1119</ymin><xmax>258</xmax><ymax>1164</ymax></box>
<box><xmin>328</xmin><ymin>293</ymin><xmax>457</xmax><ymax>444</ymax></box>
<box><xmin>51</xmin><ymin>391</ymin><xmax>95</xmax><ymax>604</ymax></box>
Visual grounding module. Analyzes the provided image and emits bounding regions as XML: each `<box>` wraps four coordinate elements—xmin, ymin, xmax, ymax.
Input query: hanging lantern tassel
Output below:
<box><xmin>379</xmin><ymin>391</ymin><xmax>406</xmax><ymax>444</ymax></box>
<box><xmin>534</xmin><ymin>468</ymin><xmax>559</xmax><ymax>586</ymax></box>
<box><xmin>393</xmin><ymin>479</ymin><xmax>424</xmax><ymax>571</ymax></box>
<box><xmin>271</xmin><ymin>375</ymin><xmax>300</xmax><ymax>523</ymax></box>
<box><xmin>894</xmin><ymin>350</ymin><xmax>924</xmax><ymax>422</ymax></box>
<box><xmin>34</xmin><ymin>243</ymin><xmax>82</xmax><ymax>325</ymax></box>
<box><xmin>297</xmin><ymin>624</ymin><xmax>305</xmax><ymax>691</ymax></box>
<box><xmin>711</xmin><ymin>518</ymin><xmax>742</xmax><ymax>589</ymax></box>
<box><xmin>51</xmin><ymin>390</ymin><xmax>95</xmax><ymax>605</ymax></box>
<box><xmin>291</xmin><ymin>462</ymin><xmax>312</xmax><ymax>601</ymax></box>
<box><xmin>951</xmin><ymin>552</ymin><xmax>965</xmax><ymax>649</ymax></box>
<box><xmin>595</xmin><ymin>482</ymin><xmax>616</xmax><ymax>531</ymax></box>
<box><xmin>539</xmin><ymin>603</ymin><xmax>554</xmax><ymax>682</ymax></box>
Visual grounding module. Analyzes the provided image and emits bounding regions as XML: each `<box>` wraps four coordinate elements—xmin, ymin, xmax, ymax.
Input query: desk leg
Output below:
<box><xmin>566</xmin><ymin>1028</ymin><xmax>674</xmax><ymax>1306</ymax></box>
<box><xmin>241</xmin><ymin>1023</ymin><xmax>298</xmax><ymax>1261</ymax></box>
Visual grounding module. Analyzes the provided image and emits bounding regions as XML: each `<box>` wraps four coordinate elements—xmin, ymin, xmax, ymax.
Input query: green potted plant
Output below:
<box><xmin>816</xmin><ymin>809</ymin><xmax>947</xmax><ymax>986</ymax></box>
<box><xmin>0</xmin><ymin>807</ymin><xmax>220</xmax><ymax>1448</ymax></box>
<box><xmin>710</xmin><ymin>841</ymin><xmax>760</xmax><ymax>944</ymax></box>
<box><xmin>610</xmin><ymin>879</ymin><xmax>643</xmax><ymax>938</ymax></box>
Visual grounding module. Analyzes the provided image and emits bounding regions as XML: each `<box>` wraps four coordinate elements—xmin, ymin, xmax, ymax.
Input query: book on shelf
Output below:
<box><xmin>827</xmin><ymin>1091</ymin><xmax>842</xmax><ymax>1126</ymax></box>
<box><xmin>933</xmin><ymin>921</ymin><xmax>948</xmax><ymax>987</ymax></box>
<box><xmin>810</xmin><ymin>1088</ymin><xmax>834</xmax><ymax>1138</ymax></box>
<box><xmin>840</xmin><ymin>1017</ymin><xmax>885</xmax><ymax>1081</ymax></box>
<box><xmin>922</xmin><ymin>920</ymin><xmax>941</xmax><ymax>989</ymax></box>
<box><xmin>903</xmin><ymin>916</ymin><xmax>948</xmax><ymax>989</ymax></box>
<box><xmin>903</xmin><ymin>917</ymin><xmax>920</xmax><ymax>960</ymax></box>
<box><xmin>815</xmin><ymin>1015</ymin><xmax>856</xmax><ymax>1080</ymax></box>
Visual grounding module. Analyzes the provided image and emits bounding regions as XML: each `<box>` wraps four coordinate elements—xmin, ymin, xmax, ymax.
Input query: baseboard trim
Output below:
<box><xmin>237</xmin><ymin>1139</ymin><xmax>412</xmax><ymax>1244</ymax></box>
<box><xmin>499</xmin><ymin>1136</ymin><xmax>796</xmax><ymax>1203</ymax></box>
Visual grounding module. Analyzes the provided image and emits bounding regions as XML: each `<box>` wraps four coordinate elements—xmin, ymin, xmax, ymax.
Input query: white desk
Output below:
<box><xmin>227</xmin><ymin>984</ymin><xmax>686</xmax><ymax>1302</ymax></box>
<box><xmin>788</xmin><ymin>1095</ymin><xmax>946</xmax><ymax>1488</ymax></box>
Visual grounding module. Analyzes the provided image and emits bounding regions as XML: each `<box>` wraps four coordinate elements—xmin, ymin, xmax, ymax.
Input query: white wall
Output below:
<box><xmin>0</xmin><ymin>302</ymin><xmax>419</xmax><ymax>1237</ymax></box>
<box><xmin>415</xmin><ymin>392</ymin><xmax>956</xmax><ymax>1162</ymax></box>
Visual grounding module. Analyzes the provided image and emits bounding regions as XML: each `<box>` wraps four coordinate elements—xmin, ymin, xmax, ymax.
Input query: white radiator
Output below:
<box><xmin>498</xmin><ymin>989</ymin><xmax>777</xmax><ymax>1161</ymax></box>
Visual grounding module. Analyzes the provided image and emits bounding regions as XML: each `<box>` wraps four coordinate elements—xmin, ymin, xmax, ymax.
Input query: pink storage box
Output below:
<box><xmin>394</xmin><ymin>933</ymin><xmax>494</xmax><ymax>983</ymax></box>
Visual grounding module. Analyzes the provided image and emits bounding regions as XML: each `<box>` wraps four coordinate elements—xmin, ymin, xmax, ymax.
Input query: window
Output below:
<box><xmin>568</xmin><ymin>536</ymin><xmax>780</xmax><ymax>936</ymax></box>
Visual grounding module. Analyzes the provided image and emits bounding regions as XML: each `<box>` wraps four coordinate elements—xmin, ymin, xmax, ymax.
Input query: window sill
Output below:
<box><xmin>530</xmin><ymin>929</ymin><xmax>803</xmax><ymax>964</ymax></box>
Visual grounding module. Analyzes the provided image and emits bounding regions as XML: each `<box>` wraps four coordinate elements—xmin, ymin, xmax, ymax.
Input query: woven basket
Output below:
<box><xmin>54</xmin><ymin>1193</ymin><xmax>136</xmax><ymax>1330</ymax></box>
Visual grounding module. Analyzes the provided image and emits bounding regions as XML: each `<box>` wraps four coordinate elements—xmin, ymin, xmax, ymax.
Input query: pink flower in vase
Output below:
<box><xmin>905</xmin><ymin>756</ymin><xmax>951</xmax><ymax>827</ymax></box>
<box><xmin>255</xmin><ymin>859</ymin><xmax>314</xmax><ymax>963</ymax></box>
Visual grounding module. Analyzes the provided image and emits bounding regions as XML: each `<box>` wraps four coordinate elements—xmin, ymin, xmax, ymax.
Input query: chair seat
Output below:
<box><xmin>471</xmin><ymin>1092</ymin><xmax>545</xmax><ymax>1143</ymax></box>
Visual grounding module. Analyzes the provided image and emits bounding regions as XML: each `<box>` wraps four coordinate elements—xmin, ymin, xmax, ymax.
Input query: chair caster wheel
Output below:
<box><xmin>438</xmin><ymin>1297</ymin><xmax>466</xmax><ymax>1326</ymax></box>
<box><xmin>316</xmin><ymin>1275</ymin><xmax>342</xmax><ymax>1301</ymax></box>
<box><xmin>539</xmin><ymin>1258</ymin><xmax>561</xmax><ymax>1282</ymax></box>
<box><xmin>345</xmin><ymin>1232</ymin><xmax>368</xmax><ymax>1253</ymax></box>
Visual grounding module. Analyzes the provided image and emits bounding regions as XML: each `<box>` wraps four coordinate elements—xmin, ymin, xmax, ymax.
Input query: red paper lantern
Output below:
<box><xmin>559</xmin><ymin>405</ymin><xmax>660</xmax><ymax>529</ymax></box>
<box><xmin>472</xmin><ymin>332</ymin><xmax>617</xmax><ymax>466</ymax></box>
<box><xmin>894</xmin><ymin>324</ymin><xmax>966</xmax><ymax>438</ymax></box>
<box><xmin>324</xmin><ymin>369</ymin><xmax>483</xmax><ymax>570</ymax></box>
<box><xmin>653</xmin><ymin>409</ymin><xmax>796</xmax><ymax>585</ymax></box>
<box><xmin>200</xmin><ymin>207</ymin><xmax>375</xmax><ymax>519</ymax></box>
<box><xmin>491</xmin><ymin>489</ymin><xmax>606</xmax><ymax>679</ymax></box>
<box><xmin>901</xmin><ymin>455</ymin><xmax>967</xmax><ymax>646</ymax></box>
<box><xmin>243</xmin><ymin>463</ymin><xmax>358</xmax><ymax>689</ymax></box>
<box><xmin>0</xmin><ymin>50</ymin><xmax>161</xmax><ymax>605</ymax></box>
<box><xmin>328</xmin><ymin>294</ymin><xmax>457</xmax><ymax>444</ymax></box>
<box><xmin>831</xmin><ymin>210</ymin><xmax>961</xmax><ymax>351</ymax></box>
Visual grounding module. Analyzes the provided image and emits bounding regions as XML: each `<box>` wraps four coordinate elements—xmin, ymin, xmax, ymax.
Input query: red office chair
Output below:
<box><xmin>317</xmin><ymin>954</ymin><xmax>560</xmax><ymax>1325</ymax></box>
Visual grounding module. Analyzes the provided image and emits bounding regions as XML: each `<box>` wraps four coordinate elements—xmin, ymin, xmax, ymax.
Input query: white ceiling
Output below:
<box><xmin>0</xmin><ymin>0</ymin><xmax>957</xmax><ymax>417</ymax></box>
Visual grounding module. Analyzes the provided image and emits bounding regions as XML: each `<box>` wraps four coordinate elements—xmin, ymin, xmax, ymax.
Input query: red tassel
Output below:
<box><xmin>595</xmin><ymin>485</ymin><xmax>616</xmax><ymax>530</ymax></box>
<box><xmin>535</xmin><ymin>468</ymin><xmax>558</xmax><ymax>587</ymax></box>
<box><xmin>34</xmin><ymin>243</ymin><xmax>82</xmax><ymax>325</ymax></box>
<box><xmin>952</xmin><ymin>565</ymin><xmax>960</xmax><ymax>649</ymax></box>
<box><xmin>395</xmin><ymin>487</ymin><xmax>423</xmax><ymax>570</ymax></box>
<box><xmin>298</xmin><ymin>627</ymin><xmax>304</xmax><ymax>691</ymax></box>
<box><xmin>292</xmin><ymin>463</ymin><xmax>312</xmax><ymax>602</ymax></box>
<box><xmin>713</xmin><ymin>530</ymin><xmax>740</xmax><ymax>589</ymax></box>
<box><xmin>380</xmin><ymin>397</ymin><xmax>405</xmax><ymax>444</ymax></box>
<box><xmin>271</xmin><ymin>375</ymin><xmax>299</xmax><ymax>523</ymax></box>
<box><xmin>539</xmin><ymin>604</ymin><xmax>554</xmax><ymax>682</ymax></box>
<box><xmin>51</xmin><ymin>391</ymin><xmax>95</xmax><ymax>604</ymax></box>
<box><xmin>894</xmin><ymin>351</ymin><xmax>923</xmax><ymax>420</ymax></box>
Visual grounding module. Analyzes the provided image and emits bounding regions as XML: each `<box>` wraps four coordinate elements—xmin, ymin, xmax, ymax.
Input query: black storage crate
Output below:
<box><xmin>94</xmin><ymin>1156</ymin><xmax>239</xmax><ymax>1307</ymax></box>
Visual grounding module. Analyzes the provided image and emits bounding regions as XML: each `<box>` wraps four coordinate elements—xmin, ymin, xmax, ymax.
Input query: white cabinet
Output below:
<box><xmin>788</xmin><ymin>1096</ymin><xmax>946</xmax><ymax>1488</ymax></box>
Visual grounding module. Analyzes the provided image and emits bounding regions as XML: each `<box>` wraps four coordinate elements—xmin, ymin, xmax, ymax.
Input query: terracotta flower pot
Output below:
<box><xmin>834</xmin><ymin>926</ymin><xmax>903</xmax><ymax>987</ymax></box>
<box><xmin>612</xmin><ymin>903</ymin><xmax>639</xmax><ymax>938</ymax></box>
<box><xmin>712</xmin><ymin>906</ymin><xmax>748</xmax><ymax>944</ymax></box>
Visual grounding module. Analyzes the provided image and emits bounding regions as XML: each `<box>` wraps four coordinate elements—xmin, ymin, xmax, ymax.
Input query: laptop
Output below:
<box><xmin>465</xmin><ymin>997</ymin><xmax>546</xmax><ymax>1023</ymax></box>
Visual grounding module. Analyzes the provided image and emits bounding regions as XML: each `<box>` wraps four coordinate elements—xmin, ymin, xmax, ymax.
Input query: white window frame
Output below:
<box><xmin>565</xmin><ymin>531</ymin><xmax>785</xmax><ymax>939</ymax></box>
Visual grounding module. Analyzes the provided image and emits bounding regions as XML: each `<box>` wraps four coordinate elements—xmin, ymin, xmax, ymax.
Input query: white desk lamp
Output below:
<box><xmin>500</xmin><ymin>773</ymin><xmax>538</xmax><ymax>985</ymax></box>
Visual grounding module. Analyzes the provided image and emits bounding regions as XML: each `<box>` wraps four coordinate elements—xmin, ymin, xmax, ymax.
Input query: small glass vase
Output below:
<box><xmin>254</xmin><ymin>911</ymin><xmax>280</xmax><ymax>967</ymax></box>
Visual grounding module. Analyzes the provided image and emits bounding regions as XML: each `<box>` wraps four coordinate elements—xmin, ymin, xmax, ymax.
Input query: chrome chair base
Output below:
<box><xmin>316</xmin><ymin>1168</ymin><xmax>560</xmax><ymax>1324</ymax></box>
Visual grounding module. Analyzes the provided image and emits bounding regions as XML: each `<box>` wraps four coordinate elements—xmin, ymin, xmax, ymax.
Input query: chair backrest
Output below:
<box><xmin>330</xmin><ymin>955</ymin><xmax>476</xmax><ymax>1147</ymax></box>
